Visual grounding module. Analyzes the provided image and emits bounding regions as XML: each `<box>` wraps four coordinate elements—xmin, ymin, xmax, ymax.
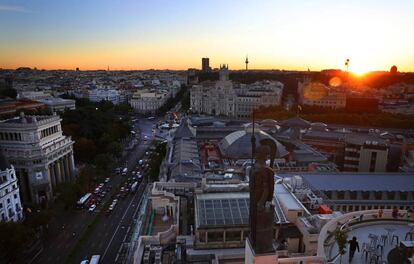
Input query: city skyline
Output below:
<box><xmin>1</xmin><ymin>0</ymin><xmax>414</xmax><ymax>72</ymax></box>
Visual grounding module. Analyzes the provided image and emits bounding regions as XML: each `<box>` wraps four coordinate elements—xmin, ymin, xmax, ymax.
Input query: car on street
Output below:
<box><xmin>89</xmin><ymin>204</ymin><xmax>97</xmax><ymax>212</ymax></box>
<box><xmin>104</xmin><ymin>177</ymin><xmax>110</xmax><ymax>183</ymax></box>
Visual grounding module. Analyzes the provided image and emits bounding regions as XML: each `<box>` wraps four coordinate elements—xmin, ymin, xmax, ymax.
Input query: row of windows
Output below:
<box><xmin>0</xmin><ymin>132</ymin><xmax>22</xmax><ymax>141</ymax></box>
<box><xmin>40</xmin><ymin>125</ymin><xmax>59</xmax><ymax>139</ymax></box>
<box><xmin>325</xmin><ymin>190</ymin><xmax>412</xmax><ymax>200</ymax></box>
<box><xmin>1</xmin><ymin>184</ymin><xmax>18</xmax><ymax>198</ymax></box>
<box><xmin>0</xmin><ymin>194</ymin><xmax>19</xmax><ymax>208</ymax></box>
<box><xmin>333</xmin><ymin>204</ymin><xmax>413</xmax><ymax>212</ymax></box>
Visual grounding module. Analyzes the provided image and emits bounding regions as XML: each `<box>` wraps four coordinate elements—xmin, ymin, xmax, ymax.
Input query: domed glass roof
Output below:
<box><xmin>219</xmin><ymin>125</ymin><xmax>288</xmax><ymax>159</ymax></box>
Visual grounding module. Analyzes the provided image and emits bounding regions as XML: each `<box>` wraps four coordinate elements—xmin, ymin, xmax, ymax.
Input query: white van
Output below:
<box><xmin>89</xmin><ymin>255</ymin><xmax>101</xmax><ymax>264</ymax></box>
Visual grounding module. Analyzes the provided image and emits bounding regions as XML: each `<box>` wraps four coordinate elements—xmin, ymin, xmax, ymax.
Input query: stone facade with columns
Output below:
<box><xmin>0</xmin><ymin>113</ymin><xmax>75</xmax><ymax>205</ymax></box>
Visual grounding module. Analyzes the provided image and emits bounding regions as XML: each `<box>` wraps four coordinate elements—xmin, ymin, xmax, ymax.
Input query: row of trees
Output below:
<box><xmin>59</xmin><ymin>99</ymin><xmax>132</xmax><ymax>208</ymax></box>
<box><xmin>147</xmin><ymin>142</ymin><xmax>167</xmax><ymax>182</ymax></box>
<box><xmin>157</xmin><ymin>85</ymin><xmax>188</xmax><ymax>115</ymax></box>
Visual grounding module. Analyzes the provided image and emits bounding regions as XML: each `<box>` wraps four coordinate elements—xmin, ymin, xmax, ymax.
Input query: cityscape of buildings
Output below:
<box><xmin>1</xmin><ymin>0</ymin><xmax>414</xmax><ymax>262</ymax></box>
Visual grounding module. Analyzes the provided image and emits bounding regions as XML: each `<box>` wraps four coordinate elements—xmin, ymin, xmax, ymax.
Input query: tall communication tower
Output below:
<box><xmin>245</xmin><ymin>55</ymin><xmax>249</xmax><ymax>71</ymax></box>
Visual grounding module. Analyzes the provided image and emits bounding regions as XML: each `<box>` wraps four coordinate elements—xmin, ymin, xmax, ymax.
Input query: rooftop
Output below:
<box><xmin>277</xmin><ymin>172</ymin><xmax>414</xmax><ymax>192</ymax></box>
<box><xmin>195</xmin><ymin>192</ymin><xmax>249</xmax><ymax>228</ymax></box>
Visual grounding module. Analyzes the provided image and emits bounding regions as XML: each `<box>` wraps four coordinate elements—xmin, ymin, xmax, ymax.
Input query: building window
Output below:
<box><xmin>226</xmin><ymin>231</ymin><xmax>241</xmax><ymax>242</ymax></box>
<box><xmin>362</xmin><ymin>191</ymin><xmax>370</xmax><ymax>200</ymax></box>
<box><xmin>208</xmin><ymin>231</ymin><xmax>224</xmax><ymax>242</ymax></box>
<box><xmin>337</xmin><ymin>191</ymin><xmax>345</xmax><ymax>199</ymax></box>
<box><xmin>350</xmin><ymin>191</ymin><xmax>357</xmax><ymax>199</ymax></box>
<box><xmin>199</xmin><ymin>231</ymin><xmax>206</xmax><ymax>243</ymax></box>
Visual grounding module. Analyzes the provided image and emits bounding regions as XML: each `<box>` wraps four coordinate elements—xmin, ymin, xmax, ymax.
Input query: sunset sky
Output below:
<box><xmin>1</xmin><ymin>0</ymin><xmax>414</xmax><ymax>72</ymax></box>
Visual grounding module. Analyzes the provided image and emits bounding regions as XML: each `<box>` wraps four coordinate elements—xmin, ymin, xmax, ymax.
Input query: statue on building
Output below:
<box><xmin>249</xmin><ymin>139</ymin><xmax>276</xmax><ymax>254</ymax></box>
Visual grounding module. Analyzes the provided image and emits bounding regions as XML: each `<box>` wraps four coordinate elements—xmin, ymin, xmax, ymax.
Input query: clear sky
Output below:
<box><xmin>1</xmin><ymin>0</ymin><xmax>414</xmax><ymax>72</ymax></box>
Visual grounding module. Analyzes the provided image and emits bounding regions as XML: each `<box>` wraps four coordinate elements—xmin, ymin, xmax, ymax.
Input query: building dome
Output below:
<box><xmin>281</xmin><ymin>116</ymin><xmax>311</xmax><ymax>128</ymax></box>
<box><xmin>219</xmin><ymin>124</ymin><xmax>288</xmax><ymax>159</ymax></box>
<box><xmin>311</xmin><ymin>122</ymin><xmax>328</xmax><ymax>131</ymax></box>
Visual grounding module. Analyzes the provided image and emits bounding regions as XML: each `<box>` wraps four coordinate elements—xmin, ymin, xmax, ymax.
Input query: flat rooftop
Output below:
<box><xmin>275</xmin><ymin>184</ymin><xmax>304</xmax><ymax>211</ymax></box>
<box><xmin>277</xmin><ymin>172</ymin><xmax>414</xmax><ymax>192</ymax></box>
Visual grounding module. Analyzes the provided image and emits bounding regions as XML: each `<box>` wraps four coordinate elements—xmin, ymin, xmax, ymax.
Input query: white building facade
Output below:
<box><xmin>129</xmin><ymin>90</ymin><xmax>169</xmax><ymax>114</ymax></box>
<box><xmin>190</xmin><ymin>65</ymin><xmax>283</xmax><ymax>118</ymax></box>
<box><xmin>0</xmin><ymin>156</ymin><xmax>23</xmax><ymax>222</ymax></box>
<box><xmin>39</xmin><ymin>97</ymin><xmax>76</xmax><ymax>113</ymax></box>
<box><xmin>89</xmin><ymin>87</ymin><xmax>120</xmax><ymax>105</ymax></box>
<box><xmin>0</xmin><ymin>114</ymin><xmax>76</xmax><ymax>205</ymax></box>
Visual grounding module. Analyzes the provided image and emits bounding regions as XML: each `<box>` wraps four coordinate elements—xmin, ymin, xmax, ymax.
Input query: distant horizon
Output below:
<box><xmin>0</xmin><ymin>65</ymin><xmax>414</xmax><ymax>72</ymax></box>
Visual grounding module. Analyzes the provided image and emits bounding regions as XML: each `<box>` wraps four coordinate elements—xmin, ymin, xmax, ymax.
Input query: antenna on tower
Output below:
<box><xmin>345</xmin><ymin>58</ymin><xmax>350</xmax><ymax>73</ymax></box>
<box><xmin>245</xmin><ymin>55</ymin><xmax>249</xmax><ymax>71</ymax></box>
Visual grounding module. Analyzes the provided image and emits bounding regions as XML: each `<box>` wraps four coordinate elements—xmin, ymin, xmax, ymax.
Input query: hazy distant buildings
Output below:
<box><xmin>38</xmin><ymin>97</ymin><xmax>76</xmax><ymax>113</ymax></box>
<box><xmin>201</xmin><ymin>57</ymin><xmax>211</xmax><ymax>72</ymax></box>
<box><xmin>18</xmin><ymin>91</ymin><xmax>51</xmax><ymax>101</ymax></box>
<box><xmin>298</xmin><ymin>80</ymin><xmax>346</xmax><ymax>109</ymax></box>
<box><xmin>129</xmin><ymin>89</ymin><xmax>169</xmax><ymax>114</ymax></box>
<box><xmin>191</xmin><ymin>65</ymin><xmax>283</xmax><ymax>118</ymax></box>
<box><xmin>0</xmin><ymin>154</ymin><xmax>23</xmax><ymax>222</ymax></box>
<box><xmin>0</xmin><ymin>114</ymin><xmax>75</xmax><ymax>205</ymax></box>
<box><xmin>89</xmin><ymin>87</ymin><xmax>120</xmax><ymax>105</ymax></box>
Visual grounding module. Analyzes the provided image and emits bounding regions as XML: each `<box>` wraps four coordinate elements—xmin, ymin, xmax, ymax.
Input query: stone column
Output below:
<box><xmin>344</xmin><ymin>191</ymin><xmax>350</xmax><ymax>200</ymax></box>
<box><xmin>241</xmin><ymin>230</ymin><xmax>244</xmax><ymax>242</ymax></box>
<box><xmin>223</xmin><ymin>230</ymin><xmax>226</xmax><ymax>243</ymax></box>
<box><xmin>69</xmin><ymin>152</ymin><xmax>76</xmax><ymax>178</ymax></box>
<box><xmin>205</xmin><ymin>231</ymin><xmax>208</xmax><ymax>243</ymax></box>
<box><xmin>50</xmin><ymin>163</ymin><xmax>57</xmax><ymax>186</ymax></box>
<box><xmin>48</xmin><ymin>166</ymin><xmax>56</xmax><ymax>189</ymax></box>
<box><xmin>54</xmin><ymin>161</ymin><xmax>62</xmax><ymax>184</ymax></box>
<box><xmin>63</xmin><ymin>155</ymin><xmax>71</xmax><ymax>182</ymax></box>
<box><xmin>59</xmin><ymin>158</ymin><xmax>66</xmax><ymax>183</ymax></box>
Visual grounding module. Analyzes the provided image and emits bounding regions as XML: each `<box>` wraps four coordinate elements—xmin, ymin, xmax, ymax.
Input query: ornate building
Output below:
<box><xmin>0</xmin><ymin>113</ymin><xmax>75</xmax><ymax>205</ymax></box>
<box><xmin>0</xmin><ymin>154</ymin><xmax>23</xmax><ymax>222</ymax></box>
<box><xmin>190</xmin><ymin>65</ymin><xmax>283</xmax><ymax>118</ymax></box>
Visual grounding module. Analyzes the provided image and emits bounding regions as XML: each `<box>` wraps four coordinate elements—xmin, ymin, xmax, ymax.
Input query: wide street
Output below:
<box><xmin>33</xmin><ymin>116</ymin><xmax>158</xmax><ymax>264</ymax></box>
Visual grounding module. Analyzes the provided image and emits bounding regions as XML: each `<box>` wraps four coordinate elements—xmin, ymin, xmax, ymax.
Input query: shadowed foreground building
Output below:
<box><xmin>0</xmin><ymin>113</ymin><xmax>75</xmax><ymax>205</ymax></box>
